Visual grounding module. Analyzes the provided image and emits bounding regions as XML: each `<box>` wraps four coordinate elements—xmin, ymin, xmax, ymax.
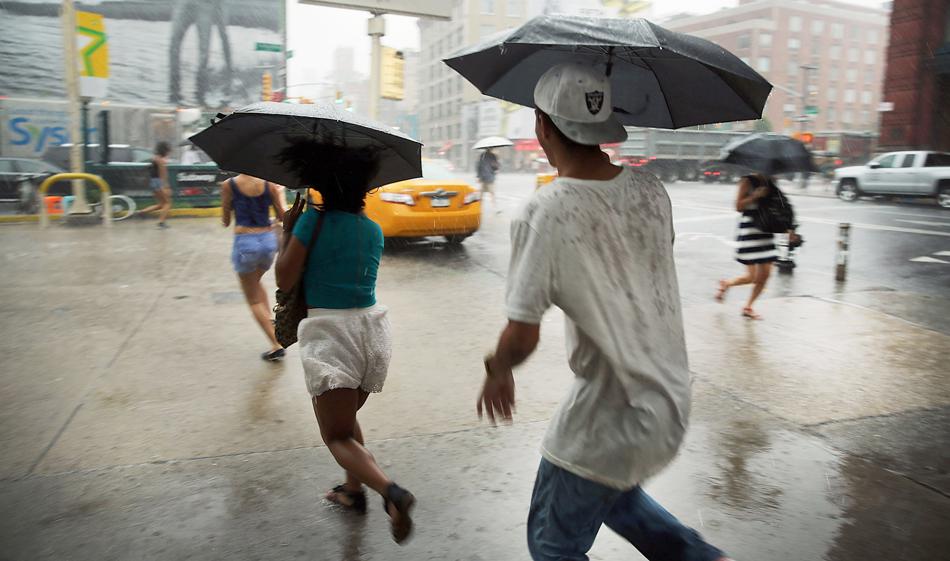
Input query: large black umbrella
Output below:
<box><xmin>189</xmin><ymin>102</ymin><xmax>422</xmax><ymax>189</ymax></box>
<box><xmin>720</xmin><ymin>133</ymin><xmax>819</xmax><ymax>176</ymax></box>
<box><xmin>443</xmin><ymin>15</ymin><xmax>772</xmax><ymax>129</ymax></box>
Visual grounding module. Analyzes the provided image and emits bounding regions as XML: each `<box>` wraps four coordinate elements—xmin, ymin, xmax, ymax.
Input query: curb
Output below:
<box><xmin>0</xmin><ymin>207</ymin><xmax>222</xmax><ymax>224</ymax></box>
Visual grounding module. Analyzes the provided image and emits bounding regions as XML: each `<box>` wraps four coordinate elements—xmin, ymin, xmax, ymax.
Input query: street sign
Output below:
<box><xmin>255</xmin><ymin>42</ymin><xmax>282</xmax><ymax>53</ymax></box>
<box><xmin>76</xmin><ymin>11</ymin><xmax>108</xmax><ymax>98</ymax></box>
<box><xmin>380</xmin><ymin>47</ymin><xmax>405</xmax><ymax>100</ymax></box>
<box><xmin>297</xmin><ymin>0</ymin><xmax>451</xmax><ymax>19</ymax></box>
<box><xmin>805</xmin><ymin>105</ymin><xmax>819</xmax><ymax>115</ymax></box>
<box><xmin>286</xmin><ymin>49</ymin><xmax>294</xmax><ymax>59</ymax></box>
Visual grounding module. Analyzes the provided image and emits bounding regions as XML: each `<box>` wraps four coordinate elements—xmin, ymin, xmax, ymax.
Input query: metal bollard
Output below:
<box><xmin>835</xmin><ymin>223</ymin><xmax>851</xmax><ymax>281</ymax></box>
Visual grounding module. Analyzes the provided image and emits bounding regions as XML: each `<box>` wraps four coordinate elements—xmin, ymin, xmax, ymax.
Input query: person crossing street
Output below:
<box><xmin>478</xmin><ymin>63</ymin><xmax>731</xmax><ymax>561</ymax></box>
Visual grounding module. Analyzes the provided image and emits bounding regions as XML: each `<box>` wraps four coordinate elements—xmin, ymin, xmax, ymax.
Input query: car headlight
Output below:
<box><xmin>463</xmin><ymin>191</ymin><xmax>482</xmax><ymax>205</ymax></box>
<box><xmin>379</xmin><ymin>192</ymin><xmax>415</xmax><ymax>206</ymax></box>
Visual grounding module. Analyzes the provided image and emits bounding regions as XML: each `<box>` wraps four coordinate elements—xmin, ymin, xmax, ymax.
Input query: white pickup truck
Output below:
<box><xmin>834</xmin><ymin>151</ymin><xmax>950</xmax><ymax>208</ymax></box>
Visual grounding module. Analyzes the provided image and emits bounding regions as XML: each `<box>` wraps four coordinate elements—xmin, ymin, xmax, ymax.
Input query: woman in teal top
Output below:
<box><xmin>275</xmin><ymin>139</ymin><xmax>415</xmax><ymax>544</ymax></box>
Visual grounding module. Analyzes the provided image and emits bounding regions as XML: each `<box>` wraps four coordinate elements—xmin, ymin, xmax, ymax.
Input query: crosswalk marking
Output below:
<box><xmin>909</xmin><ymin>256</ymin><xmax>950</xmax><ymax>264</ymax></box>
<box><xmin>895</xmin><ymin>219</ymin><xmax>950</xmax><ymax>227</ymax></box>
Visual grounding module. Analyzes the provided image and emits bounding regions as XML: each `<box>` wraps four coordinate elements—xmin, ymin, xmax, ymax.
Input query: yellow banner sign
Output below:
<box><xmin>77</xmin><ymin>11</ymin><xmax>109</xmax><ymax>79</ymax></box>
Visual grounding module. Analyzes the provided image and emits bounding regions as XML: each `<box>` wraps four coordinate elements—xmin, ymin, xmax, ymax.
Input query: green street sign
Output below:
<box><xmin>255</xmin><ymin>42</ymin><xmax>282</xmax><ymax>53</ymax></box>
<box><xmin>805</xmin><ymin>105</ymin><xmax>819</xmax><ymax>115</ymax></box>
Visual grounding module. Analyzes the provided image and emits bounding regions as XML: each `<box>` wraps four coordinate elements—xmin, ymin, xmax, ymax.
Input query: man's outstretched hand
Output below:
<box><xmin>477</xmin><ymin>357</ymin><xmax>516</xmax><ymax>426</ymax></box>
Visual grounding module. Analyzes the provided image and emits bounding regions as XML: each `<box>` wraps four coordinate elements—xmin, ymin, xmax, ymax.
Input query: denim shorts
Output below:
<box><xmin>149</xmin><ymin>177</ymin><xmax>162</xmax><ymax>191</ymax></box>
<box><xmin>231</xmin><ymin>231</ymin><xmax>278</xmax><ymax>274</ymax></box>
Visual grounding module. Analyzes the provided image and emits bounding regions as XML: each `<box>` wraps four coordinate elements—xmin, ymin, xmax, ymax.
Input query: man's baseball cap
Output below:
<box><xmin>533</xmin><ymin>62</ymin><xmax>628</xmax><ymax>146</ymax></box>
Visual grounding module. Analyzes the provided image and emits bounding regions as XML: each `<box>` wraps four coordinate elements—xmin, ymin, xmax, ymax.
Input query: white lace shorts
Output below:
<box><xmin>298</xmin><ymin>304</ymin><xmax>392</xmax><ymax>397</ymax></box>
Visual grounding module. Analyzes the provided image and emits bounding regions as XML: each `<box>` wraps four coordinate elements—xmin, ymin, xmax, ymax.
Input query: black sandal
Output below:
<box><xmin>382</xmin><ymin>483</ymin><xmax>415</xmax><ymax>544</ymax></box>
<box><xmin>261</xmin><ymin>348</ymin><xmax>285</xmax><ymax>362</ymax></box>
<box><xmin>325</xmin><ymin>484</ymin><xmax>367</xmax><ymax>514</ymax></box>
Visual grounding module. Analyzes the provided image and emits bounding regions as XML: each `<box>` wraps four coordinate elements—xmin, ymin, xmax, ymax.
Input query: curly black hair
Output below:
<box><xmin>278</xmin><ymin>138</ymin><xmax>381</xmax><ymax>214</ymax></box>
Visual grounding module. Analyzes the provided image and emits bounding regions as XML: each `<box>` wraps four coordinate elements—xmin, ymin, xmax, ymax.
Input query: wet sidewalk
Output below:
<box><xmin>0</xmin><ymin>219</ymin><xmax>947</xmax><ymax>560</ymax></box>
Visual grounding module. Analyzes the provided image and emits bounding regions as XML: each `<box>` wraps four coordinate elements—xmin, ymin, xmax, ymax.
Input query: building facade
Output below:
<box><xmin>878</xmin><ymin>0</ymin><xmax>950</xmax><ymax>151</ymax></box>
<box><xmin>417</xmin><ymin>0</ymin><xmax>530</xmax><ymax>168</ymax></box>
<box><xmin>663</xmin><ymin>0</ymin><xmax>890</xmax><ymax>135</ymax></box>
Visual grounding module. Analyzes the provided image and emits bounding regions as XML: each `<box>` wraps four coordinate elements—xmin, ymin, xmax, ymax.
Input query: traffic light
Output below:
<box><xmin>381</xmin><ymin>47</ymin><xmax>405</xmax><ymax>101</ymax></box>
<box><xmin>798</xmin><ymin>132</ymin><xmax>814</xmax><ymax>144</ymax></box>
<box><xmin>261</xmin><ymin>72</ymin><xmax>273</xmax><ymax>101</ymax></box>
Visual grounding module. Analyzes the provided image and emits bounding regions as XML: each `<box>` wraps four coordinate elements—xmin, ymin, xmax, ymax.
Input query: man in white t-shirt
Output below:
<box><xmin>478</xmin><ymin>63</ymin><xmax>729</xmax><ymax>561</ymax></box>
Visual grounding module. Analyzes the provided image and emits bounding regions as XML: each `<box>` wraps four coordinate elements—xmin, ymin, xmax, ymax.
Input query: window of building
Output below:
<box><xmin>790</xmin><ymin>16</ymin><xmax>802</xmax><ymax>32</ymax></box>
<box><xmin>861</xmin><ymin>91</ymin><xmax>872</xmax><ymax>104</ymax></box>
<box><xmin>827</xmin><ymin>87</ymin><xmax>837</xmax><ymax>102</ymax></box>
<box><xmin>481</xmin><ymin>0</ymin><xmax>494</xmax><ymax>14</ymax></box>
<box><xmin>507</xmin><ymin>0</ymin><xmax>522</xmax><ymax>16</ymax></box>
<box><xmin>788</xmin><ymin>61</ymin><xmax>799</xmax><ymax>76</ymax></box>
<box><xmin>811</xmin><ymin>40</ymin><xmax>822</xmax><ymax>56</ymax></box>
<box><xmin>844</xmin><ymin>89</ymin><xmax>856</xmax><ymax>103</ymax></box>
<box><xmin>830</xmin><ymin>45</ymin><xmax>840</xmax><ymax>59</ymax></box>
<box><xmin>843</xmin><ymin>109</ymin><xmax>853</xmax><ymax>124</ymax></box>
<box><xmin>849</xmin><ymin>24</ymin><xmax>861</xmax><ymax>40</ymax></box>
<box><xmin>737</xmin><ymin>33</ymin><xmax>750</xmax><ymax>49</ymax></box>
<box><xmin>827</xmin><ymin>107</ymin><xmax>836</xmax><ymax>123</ymax></box>
<box><xmin>480</xmin><ymin>23</ymin><xmax>496</xmax><ymax>39</ymax></box>
<box><xmin>866</xmin><ymin>69</ymin><xmax>875</xmax><ymax>84</ymax></box>
<box><xmin>864</xmin><ymin>50</ymin><xmax>875</xmax><ymax>64</ymax></box>
<box><xmin>757</xmin><ymin>57</ymin><xmax>770</xmax><ymax>72</ymax></box>
<box><xmin>846</xmin><ymin>69</ymin><xmax>857</xmax><ymax>83</ymax></box>
<box><xmin>812</xmin><ymin>20</ymin><xmax>825</xmax><ymax>34</ymax></box>
<box><xmin>832</xmin><ymin>23</ymin><xmax>844</xmax><ymax>39</ymax></box>
<box><xmin>848</xmin><ymin>47</ymin><xmax>859</xmax><ymax>63</ymax></box>
<box><xmin>759</xmin><ymin>33</ymin><xmax>772</xmax><ymax>47</ymax></box>
<box><xmin>788</xmin><ymin>37</ymin><xmax>801</xmax><ymax>50</ymax></box>
<box><xmin>867</xmin><ymin>29</ymin><xmax>878</xmax><ymax>44</ymax></box>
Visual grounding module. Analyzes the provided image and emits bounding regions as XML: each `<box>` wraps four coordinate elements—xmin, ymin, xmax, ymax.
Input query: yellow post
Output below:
<box><xmin>38</xmin><ymin>173</ymin><xmax>111</xmax><ymax>228</ymax></box>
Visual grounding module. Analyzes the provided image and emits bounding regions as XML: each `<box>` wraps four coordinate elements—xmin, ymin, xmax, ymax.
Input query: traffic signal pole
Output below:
<box><xmin>367</xmin><ymin>14</ymin><xmax>385</xmax><ymax>120</ymax></box>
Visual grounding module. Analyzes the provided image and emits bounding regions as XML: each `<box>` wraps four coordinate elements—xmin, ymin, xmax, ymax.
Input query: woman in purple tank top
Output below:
<box><xmin>221</xmin><ymin>174</ymin><xmax>287</xmax><ymax>360</ymax></box>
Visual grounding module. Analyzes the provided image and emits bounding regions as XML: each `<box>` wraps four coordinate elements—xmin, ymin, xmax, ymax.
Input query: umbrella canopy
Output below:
<box><xmin>472</xmin><ymin>136</ymin><xmax>514</xmax><ymax>150</ymax></box>
<box><xmin>443</xmin><ymin>15</ymin><xmax>772</xmax><ymax>129</ymax></box>
<box><xmin>720</xmin><ymin>133</ymin><xmax>819</xmax><ymax>176</ymax></box>
<box><xmin>189</xmin><ymin>102</ymin><xmax>422</xmax><ymax>189</ymax></box>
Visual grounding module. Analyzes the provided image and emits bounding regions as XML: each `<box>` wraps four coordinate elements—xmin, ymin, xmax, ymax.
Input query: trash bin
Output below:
<box><xmin>44</xmin><ymin>196</ymin><xmax>64</xmax><ymax>215</ymax></box>
<box><xmin>62</xmin><ymin>195</ymin><xmax>75</xmax><ymax>213</ymax></box>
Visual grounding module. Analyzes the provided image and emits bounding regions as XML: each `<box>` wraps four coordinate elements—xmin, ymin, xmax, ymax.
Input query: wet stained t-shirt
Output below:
<box><xmin>506</xmin><ymin>166</ymin><xmax>691</xmax><ymax>490</ymax></box>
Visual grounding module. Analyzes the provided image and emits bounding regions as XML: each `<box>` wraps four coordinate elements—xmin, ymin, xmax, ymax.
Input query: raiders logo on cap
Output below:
<box><xmin>585</xmin><ymin>91</ymin><xmax>604</xmax><ymax>115</ymax></box>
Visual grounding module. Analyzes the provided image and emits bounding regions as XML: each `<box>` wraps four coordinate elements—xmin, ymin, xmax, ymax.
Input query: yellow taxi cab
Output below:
<box><xmin>310</xmin><ymin>159</ymin><xmax>481</xmax><ymax>244</ymax></box>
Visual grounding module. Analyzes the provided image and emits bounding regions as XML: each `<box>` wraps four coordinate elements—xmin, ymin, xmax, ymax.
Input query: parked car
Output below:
<box><xmin>310</xmin><ymin>159</ymin><xmax>481</xmax><ymax>243</ymax></box>
<box><xmin>834</xmin><ymin>151</ymin><xmax>950</xmax><ymax>208</ymax></box>
<box><xmin>0</xmin><ymin>157</ymin><xmax>68</xmax><ymax>212</ymax></box>
<box><xmin>41</xmin><ymin>144</ymin><xmax>153</xmax><ymax>170</ymax></box>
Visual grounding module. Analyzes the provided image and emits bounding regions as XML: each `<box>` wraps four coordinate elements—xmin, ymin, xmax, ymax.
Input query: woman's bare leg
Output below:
<box><xmin>744</xmin><ymin>262</ymin><xmax>773</xmax><ymax>315</ymax></box>
<box><xmin>313</xmin><ymin>389</ymin><xmax>392</xmax><ymax>497</ymax></box>
<box><xmin>238</xmin><ymin>269</ymin><xmax>280</xmax><ymax>351</ymax></box>
<box><xmin>158</xmin><ymin>188</ymin><xmax>172</xmax><ymax>223</ymax></box>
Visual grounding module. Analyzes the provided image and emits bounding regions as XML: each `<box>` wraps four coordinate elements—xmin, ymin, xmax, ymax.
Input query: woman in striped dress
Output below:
<box><xmin>715</xmin><ymin>174</ymin><xmax>776</xmax><ymax>319</ymax></box>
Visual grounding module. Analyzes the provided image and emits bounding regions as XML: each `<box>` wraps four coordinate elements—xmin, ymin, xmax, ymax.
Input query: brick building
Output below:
<box><xmin>878</xmin><ymin>0</ymin><xmax>950</xmax><ymax>151</ymax></box>
<box><xmin>663</xmin><ymin>0</ymin><xmax>890</xmax><ymax>134</ymax></box>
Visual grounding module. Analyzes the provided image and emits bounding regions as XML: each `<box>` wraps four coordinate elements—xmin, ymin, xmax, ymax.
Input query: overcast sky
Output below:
<box><xmin>286</xmin><ymin>0</ymin><xmax>889</xmax><ymax>97</ymax></box>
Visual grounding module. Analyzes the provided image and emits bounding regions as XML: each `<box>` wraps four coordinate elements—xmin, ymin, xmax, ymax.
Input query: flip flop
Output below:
<box><xmin>325</xmin><ymin>484</ymin><xmax>367</xmax><ymax>514</ymax></box>
<box><xmin>261</xmin><ymin>348</ymin><xmax>285</xmax><ymax>361</ymax></box>
<box><xmin>715</xmin><ymin>280</ymin><xmax>728</xmax><ymax>302</ymax></box>
<box><xmin>742</xmin><ymin>307</ymin><xmax>762</xmax><ymax>320</ymax></box>
<box><xmin>383</xmin><ymin>483</ymin><xmax>415</xmax><ymax>544</ymax></box>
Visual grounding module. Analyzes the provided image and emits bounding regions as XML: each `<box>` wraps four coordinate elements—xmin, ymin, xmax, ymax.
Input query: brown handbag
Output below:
<box><xmin>274</xmin><ymin>207</ymin><xmax>325</xmax><ymax>348</ymax></box>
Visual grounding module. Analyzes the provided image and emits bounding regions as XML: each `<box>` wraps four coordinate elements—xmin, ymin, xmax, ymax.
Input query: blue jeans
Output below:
<box><xmin>231</xmin><ymin>231</ymin><xmax>277</xmax><ymax>274</ymax></box>
<box><xmin>528</xmin><ymin>458</ymin><xmax>724</xmax><ymax>561</ymax></box>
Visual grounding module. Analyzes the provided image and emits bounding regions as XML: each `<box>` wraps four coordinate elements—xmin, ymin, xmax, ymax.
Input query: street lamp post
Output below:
<box><xmin>799</xmin><ymin>63</ymin><xmax>818</xmax><ymax>189</ymax></box>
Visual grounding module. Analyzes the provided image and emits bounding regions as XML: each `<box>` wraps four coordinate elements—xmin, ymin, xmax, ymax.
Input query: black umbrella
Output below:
<box><xmin>189</xmin><ymin>102</ymin><xmax>422</xmax><ymax>189</ymax></box>
<box><xmin>443</xmin><ymin>15</ymin><xmax>772</xmax><ymax>129</ymax></box>
<box><xmin>720</xmin><ymin>133</ymin><xmax>819</xmax><ymax>176</ymax></box>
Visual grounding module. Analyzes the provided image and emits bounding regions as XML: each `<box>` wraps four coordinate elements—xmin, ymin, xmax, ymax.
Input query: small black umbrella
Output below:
<box><xmin>443</xmin><ymin>15</ymin><xmax>772</xmax><ymax>129</ymax></box>
<box><xmin>720</xmin><ymin>133</ymin><xmax>819</xmax><ymax>176</ymax></box>
<box><xmin>189</xmin><ymin>102</ymin><xmax>422</xmax><ymax>189</ymax></box>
